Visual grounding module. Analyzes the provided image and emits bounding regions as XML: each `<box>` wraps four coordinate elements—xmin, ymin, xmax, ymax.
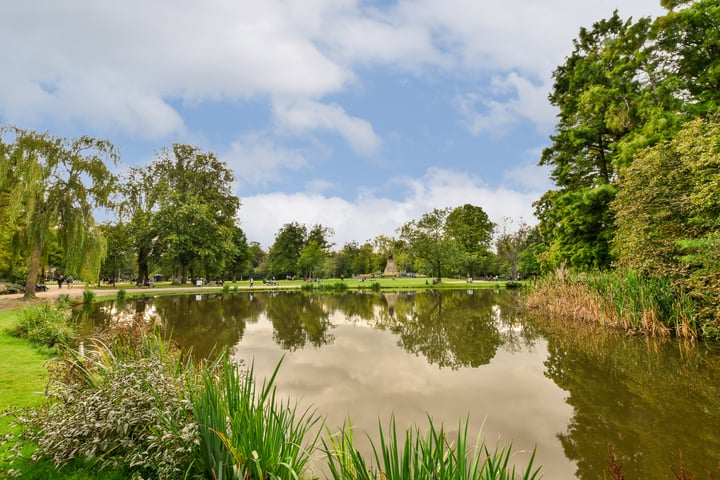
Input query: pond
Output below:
<box><xmin>77</xmin><ymin>289</ymin><xmax>720</xmax><ymax>479</ymax></box>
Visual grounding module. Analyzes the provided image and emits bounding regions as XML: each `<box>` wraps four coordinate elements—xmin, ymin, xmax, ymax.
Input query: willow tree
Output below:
<box><xmin>0</xmin><ymin>126</ymin><xmax>118</xmax><ymax>298</ymax></box>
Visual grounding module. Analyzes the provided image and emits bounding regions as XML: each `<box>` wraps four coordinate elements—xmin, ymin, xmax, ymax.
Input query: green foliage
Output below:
<box><xmin>116</xmin><ymin>289</ymin><xmax>126</xmax><ymax>302</ymax></box>
<box><xmin>268</xmin><ymin>222</ymin><xmax>334</xmax><ymax>278</ymax></box>
<box><xmin>446</xmin><ymin>204</ymin><xmax>495</xmax><ymax>276</ymax></box>
<box><xmin>4</xmin><ymin>320</ymin><xmax>202</xmax><ymax>479</ymax></box>
<box><xmin>82</xmin><ymin>289</ymin><xmax>95</xmax><ymax>304</ymax></box>
<box><xmin>0</xmin><ymin>126</ymin><xmax>118</xmax><ymax>298</ymax></box>
<box><xmin>268</xmin><ymin>222</ymin><xmax>307</xmax><ymax>278</ymax></box>
<box><xmin>613</xmin><ymin>117</ymin><xmax>720</xmax><ymax>333</ymax></box>
<box><xmin>324</xmin><ymin>416</ymin><xmax>540</xmax><ymax>480</ymax></box>
<box><xmin>122</xmin><ymin>144</ymin><xmax>240</xmax><ymax>284</ymax></box>
<box><xmin>9</xmin><ymin>304</ymin><xmax>75</xmax><ymax>348</ymax></box>
<box><xmin>399</xmin><ymin>208</ymin><xmax>464</xmax><ymax>279</ymax></box>
<box><xmin>191</xmin><ymin>356</ymin><xmax>321</xmax><ymax>480</ymax></box>
<box><xmin>537</xmin><ymin>2</ymin><xmax>720</xmax><ymax>272</ymax></box>
<box><xmin>495</xmin><ymin>219</ymin><xmax>542</xmax><ymax>278</ymax></box>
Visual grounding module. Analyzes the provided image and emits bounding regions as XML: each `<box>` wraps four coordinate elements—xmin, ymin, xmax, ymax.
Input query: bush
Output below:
<box><xmin>116</xmin><ymin>289</ymin><xmax>126</xmax><ymax>302</ymax></box>
<box><xmin>82</xmin><ymin>289</ymin><xmax>95</xmax><ymax>304</ymax></box>
<box><xmin>9</xmin><ymin>304</ymin><xmax>75</xmax><ymax>348</ymax></box>
<box><xmin>5</xmin><ymin>317</ymin><xmax>202</xmax><ymax>479</ymax></box>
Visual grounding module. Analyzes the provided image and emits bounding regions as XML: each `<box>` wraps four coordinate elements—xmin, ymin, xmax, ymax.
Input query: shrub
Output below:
<box><xmin>5</xmin><ymin>317</ymin><xmax>203</xmax><ymax>479</ymax></box>
<box><xmin>82</xmin><ymin>289</ymin><xmax>95</xmax><ymax>304</ymax></box>
<box><xmin>9</xmin><ymin>304</ymin><xmax>75</xmax><ymax>348</ymax></box>
<box><xmin>116</xmin><ymin>289</ymin><xmax>126</xmax><ymax>303</ymax></box>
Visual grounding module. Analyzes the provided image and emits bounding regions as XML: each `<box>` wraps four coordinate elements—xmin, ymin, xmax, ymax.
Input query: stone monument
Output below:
<box><xmin>383</xmin><ymin>252</ymin><xmax>399</xmax><ymax>276</ymax></box>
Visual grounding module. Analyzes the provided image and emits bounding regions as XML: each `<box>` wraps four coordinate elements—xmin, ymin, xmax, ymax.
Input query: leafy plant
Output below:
<box><xmin>4</xmin><ymin>317</ymin><xmax>202</xmax><ymax>479</ymax></box>
<box><xmin>9</xmin><ymin>303</ymin><xmax>75</xmax><ymax>348</ymax></box>
<box><xmin>82</xmin><ymin>288</ymin><xmax>96</xmax><ymax>304</ymax></box>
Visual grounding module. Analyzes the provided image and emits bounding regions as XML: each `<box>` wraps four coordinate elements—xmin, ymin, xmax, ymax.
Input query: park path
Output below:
<box><xmin>0</xmin><ymin>283</ymin><xmax>264</xmax><ymax>312</ymax></box>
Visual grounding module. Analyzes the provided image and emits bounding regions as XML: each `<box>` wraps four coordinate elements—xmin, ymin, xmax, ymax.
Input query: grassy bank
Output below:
<box><xmin>526</xmin><ymin>268</ymin><xmax>702</xmax><ymax>338</ymax></box>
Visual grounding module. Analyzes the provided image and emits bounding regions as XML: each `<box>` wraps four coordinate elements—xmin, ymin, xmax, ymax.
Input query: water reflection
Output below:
<box><xmin>536</xmin><ymin>317</ymin><xmax>720</xmax><ymax>479</ymax></box>
<box><xmin>77</xmin><ymin>290</ymin><xmax>720</xmax><ymax>478</ymax></box>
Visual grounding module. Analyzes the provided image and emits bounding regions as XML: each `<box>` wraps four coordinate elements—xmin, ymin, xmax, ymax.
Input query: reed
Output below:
<box><xmin>324</xmin><ymin>416</ymin><xmax>540</xmax><ymax>480</ymax></box>
<box><xmin>526</xmin><ymin>268</ymin><xmax>699</xmax><ymax>338</ymax></box>
<box><xmin>192</xmin><ymin>355</ymin><xmax>321</xmax><ymax>480</ymax></box>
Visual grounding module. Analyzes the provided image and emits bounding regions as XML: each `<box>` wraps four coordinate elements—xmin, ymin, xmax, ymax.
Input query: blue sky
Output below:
<box><xmin>0</xmin><ymin>0</ymin><xmax>665</xmax><ymax>249</ymax></box>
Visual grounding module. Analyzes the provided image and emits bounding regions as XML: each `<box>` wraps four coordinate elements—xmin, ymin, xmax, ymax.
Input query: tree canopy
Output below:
<box><xmin>0</xmin><ymin>126</ymin><xmax>118</xmax><ymax>298</ymax></box>
<box><xmin>536</xmin><ymin>0</ymin><xmax>720</xmax><ymax>271</ymax></box>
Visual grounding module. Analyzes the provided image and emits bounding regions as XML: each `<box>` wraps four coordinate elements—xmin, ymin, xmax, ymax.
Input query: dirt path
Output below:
<box><xmin>0</xmin><ymin>284</ymin><xmax>256</xmax><ymax>312</ymax></box>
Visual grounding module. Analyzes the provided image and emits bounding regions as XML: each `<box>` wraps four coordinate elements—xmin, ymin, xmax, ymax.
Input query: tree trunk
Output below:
<box><xmin>137</xmin><ymin>247</ymin><xmax>149</xmax><ymax>284</ymax></box>
<box><xmin>24</xmin><ymin>233</ymin><xmax>43</xmax><ymax>300</ymax></box>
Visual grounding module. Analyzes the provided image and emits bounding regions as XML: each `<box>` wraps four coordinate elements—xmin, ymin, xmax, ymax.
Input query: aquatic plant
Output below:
<box><xmin>526</xmin><ymin>268</ymin><xmax>700</xmax><ymax>338</ymax></box>
<box><xmin>324</xmin><ymin>416</ymin><xmax>540</xmax><ymax>480</ymax></box>
<box><xmin>82</xmin><ymin>288</ymin><xmax>95</xmax><ymax>304</ymax></box>
<box><xmin>191</xmin><ymin>356</ymin><xmax>321</xmax><ymax>480</ymax></box>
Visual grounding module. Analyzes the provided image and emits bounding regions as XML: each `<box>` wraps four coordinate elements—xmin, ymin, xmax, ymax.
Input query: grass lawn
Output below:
<box><xmin>0</xmin><ymin>310</ymin><xmax>48</xmax><ymax>412</ymax></box>
<box><xmin>95</xmin><ymin>276</ymin><xmax>513</xmax><ymax>293</ymax></box>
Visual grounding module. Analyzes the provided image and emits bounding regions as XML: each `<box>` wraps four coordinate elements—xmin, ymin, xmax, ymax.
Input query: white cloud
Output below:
<box><xmin>456</xmin><ymin>73</ymin><xmax>556</xmax><ymax>137</ymax></box>
<box><xmin>0</xmin><ymin>0</ymin><xmax>665</xmax><ymax>140</ymax></box>
<box><xmin>239</xmin><ymin>167</ymin><xmax>540</xmax><ymax>249</ymax></box>
<box><xmin>272</xmin><ymin>99</ymin><xmax>382</xmax><ymax>155</ymax></box>
<box><xmin>223</xmin><ymin>133</ymin><xmax>308</xmax><ymax>187</ymax></box>
<box><xmin>0</xmin><ymin>0</ymin><xmax>350</xmax><ymax>138</ymax></box>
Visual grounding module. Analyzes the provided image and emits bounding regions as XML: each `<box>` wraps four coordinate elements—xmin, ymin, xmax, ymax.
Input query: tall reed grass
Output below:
<box><xmin>526</xmin><ymin>267</ymin><xmax>698</xmax><ymax>337</ymax></box>
<box><xmin>324</xmin><ymin>416</ymin><xmax>540</xmax><ymax>480</ymax></box>
<box><xmin>191</xmin><ymin>356</ymin><xmax>321</xmax><ymax>480</ymax></box>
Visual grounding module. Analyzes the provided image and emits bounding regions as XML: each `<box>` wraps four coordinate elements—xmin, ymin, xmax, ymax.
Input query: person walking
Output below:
<box><xmin>57</xmin><ymin>274</ymin><xmax>64</xmax><ymax>289</ymax></box>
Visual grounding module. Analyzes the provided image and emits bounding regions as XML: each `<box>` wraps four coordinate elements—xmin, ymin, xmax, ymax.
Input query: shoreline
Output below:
<box><xmin>0</xmin><ymin>278</ymin><xmax>513</xmax><ymax>312</ymax></box>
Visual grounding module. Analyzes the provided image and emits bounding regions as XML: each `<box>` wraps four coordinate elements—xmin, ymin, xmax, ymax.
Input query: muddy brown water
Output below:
<box><xmin>76</xmin><ymin>290</ymin><xmax>720</xmax><ymax>479</ymax></box>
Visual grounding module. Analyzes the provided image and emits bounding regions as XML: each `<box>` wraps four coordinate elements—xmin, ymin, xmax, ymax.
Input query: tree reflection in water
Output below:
<box><xmin>77</xmin><ymin>290</ymin><xmax>720</xmax><ymax>478</ymax></box>
<box><xmin>78</xmin><ymin>289</ymin><xmax>536</xmax><ymax>368</ymax></box>
<box><xmin>536</xmin><ymin>316</ymin><xmax>720</xmax><ymax>479</ymax></box>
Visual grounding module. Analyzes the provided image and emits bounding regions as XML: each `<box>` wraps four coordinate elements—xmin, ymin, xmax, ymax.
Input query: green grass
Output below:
<box><xmin>0</xmin><ymin>310</ymin><xmax>49</xmax><ymax>411</ymax></box>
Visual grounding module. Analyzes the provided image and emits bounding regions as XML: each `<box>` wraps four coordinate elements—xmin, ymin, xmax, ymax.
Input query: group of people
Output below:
<box><xmin>56</xmin><ymin>274</ymin><xmax>74</xmax><ymax>289</ymax></box>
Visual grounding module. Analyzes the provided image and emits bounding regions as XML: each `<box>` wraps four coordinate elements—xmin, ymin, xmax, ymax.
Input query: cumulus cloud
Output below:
<box><xmin>272</xmin><ymin>98</ymin><xmax>382</xmax><ymax>155</ymax></box>
<box><xmin>223</xmin><ymin>133</ymin><xmax>308</xmax><ymax>187</ymax></box>
<box><xmin>239</xmin><ymin>167</ymin><xmax>541</xmax><ymax>249</ymax></box>
<box><xmin>0</xmin><ymin>0</ymin><xmax>665</xmax><ymax>141</ymax></box>
<box><xmin>455</xmin><ymin>73</ymin><xmax>556</xmax><ymax>137</ymax></box>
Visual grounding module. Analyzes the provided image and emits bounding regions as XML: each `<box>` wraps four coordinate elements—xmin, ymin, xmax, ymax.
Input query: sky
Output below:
<box><xmin>0</xmin><ymin>0</ymin><xmax>666</xmax><ymax>250</ymax></box>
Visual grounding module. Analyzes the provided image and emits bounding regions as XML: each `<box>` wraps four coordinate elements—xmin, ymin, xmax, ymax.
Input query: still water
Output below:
<box><xmin>78</xmin><ymin>290</ymin><xmax>720</xmax><ymax>479</ymax></box>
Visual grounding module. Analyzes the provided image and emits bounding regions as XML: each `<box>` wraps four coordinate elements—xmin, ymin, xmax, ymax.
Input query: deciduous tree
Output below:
<box><xmin>0</xmin><ymin>126</ymin><xmax>118</xmax><ymax>298</ymax></box>
<box><xmin>398</xmin><ymin>208</ymin><xmax>463</xmax><ymax>281</ymax></box>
